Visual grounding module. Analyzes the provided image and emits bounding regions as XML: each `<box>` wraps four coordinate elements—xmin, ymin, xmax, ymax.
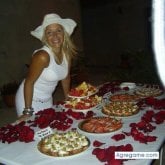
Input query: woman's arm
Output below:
<box><xmin>61</xmin><ymin>58</ymin><xmax>71</xmax><ymax>99</ymax></box>
<box><xmin>61</xmin><ymin>74</ymin><xmax>71</xmax><ymax>99</ymax></box>
<box><xmin>24</xmin><ymin>50</ymin><xmax>49</xmax><ymax>110</ymax></box>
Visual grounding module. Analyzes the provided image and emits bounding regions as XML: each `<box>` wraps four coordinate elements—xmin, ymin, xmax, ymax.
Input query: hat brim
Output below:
<box><xmin>30</xmin><ymin>18</ymin><xmax>76</xmax><ymax>40</ymax></box>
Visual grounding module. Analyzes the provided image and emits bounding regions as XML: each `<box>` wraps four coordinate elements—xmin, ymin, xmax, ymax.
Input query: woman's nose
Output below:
<box><xmin>52</xmin><ymin>32</ymin><xmax>58</xmax><ymax>37</ymax></box>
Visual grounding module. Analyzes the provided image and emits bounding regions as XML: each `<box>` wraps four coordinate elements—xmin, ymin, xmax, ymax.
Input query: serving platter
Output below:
<box><xmin>134</xmin><ymin>85</ymin><xmax>163</xmax><ymax>97</ymax></box>
<box><xmin>78</xmin><ymin>116</ymin><xmax>122</xmax><ymax>135</ymax></box>
<box><xmin>37</xmin><ymin>131</ymin><xmax>90</xmax><ymax>158</ymax></box>
<box><xmin>61</xmin><ymin>103</ymin><xmax>102</xmax><ymax>113</ymax></box>
<box><xmin>109</xmin><ymin>93</ymin><xmax>141</xmax><ymax>102</ymax></box>
<box><xmin>102</xmin><ymin>111</ymin><xmax>141</xmax><ymax>120</ymax></box>
<box><xmin>62</xmin><ymin>95</ymin><xmax>102</xmax><ymax>112</ymax></box>
<box><xmin>102</xmin><ymin>102</ymin><xmax>139</xmax><ymax>118</ymax></box>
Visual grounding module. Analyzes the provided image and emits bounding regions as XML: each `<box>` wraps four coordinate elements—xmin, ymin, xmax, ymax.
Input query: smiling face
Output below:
<box><xmin>45</xmin><ymin>23</ymin><xmax>64</xmax><ymax>49</ymax></box>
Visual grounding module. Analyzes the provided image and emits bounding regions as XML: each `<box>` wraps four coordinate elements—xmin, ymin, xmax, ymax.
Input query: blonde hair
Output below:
<box><xmin>42</xmin><ymin>28</ymin><xmax>78</xmax><ymax>64</ymax></box>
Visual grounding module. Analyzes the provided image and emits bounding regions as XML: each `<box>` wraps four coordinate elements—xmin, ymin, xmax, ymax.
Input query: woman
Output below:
<box><xmin>15</xmin><ymin>13</ymin><xmax>77</xmax><ymax>118</ymax></box>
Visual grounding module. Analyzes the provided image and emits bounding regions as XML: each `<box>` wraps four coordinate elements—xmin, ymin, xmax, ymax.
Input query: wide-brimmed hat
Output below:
<box><xmin>30</xmin><ymin>13</ymin><xmax>77</xmax><ymax>40</ymax></box>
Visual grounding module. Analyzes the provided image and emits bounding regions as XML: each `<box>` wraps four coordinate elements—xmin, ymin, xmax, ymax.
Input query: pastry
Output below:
<box><xmin>102</xmin><ymin>102</ymin><xmax>139</xmax><ymax>117</ymax></box>
<box><xmin>79</xmin><ymin>116</ymin><xmax>122</xmax><ymax>133</ymax></box>
<box><xmin>38</xmin><ymin>131</ymin><xmax>89</xmax><ymax>157</ymax></box>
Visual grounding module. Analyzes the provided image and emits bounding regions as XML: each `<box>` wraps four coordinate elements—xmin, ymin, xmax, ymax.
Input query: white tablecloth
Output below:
<box><xmin>0</xmin><ymin>94</ymin><xmax>164</xmax><ymax>165</ymax></box>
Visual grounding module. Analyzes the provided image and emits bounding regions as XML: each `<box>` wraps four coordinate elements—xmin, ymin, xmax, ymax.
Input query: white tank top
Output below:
<box><xmin>32</xmin><ymin>45</ymin><xmax>68</xmax><ymax>100</ymax></box>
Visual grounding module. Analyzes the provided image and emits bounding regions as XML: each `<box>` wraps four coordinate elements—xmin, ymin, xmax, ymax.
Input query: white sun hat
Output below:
<box><xmin>30</xmin><ymin>13</ymin><xmax>77</xmax><ymax>40</ymax></box>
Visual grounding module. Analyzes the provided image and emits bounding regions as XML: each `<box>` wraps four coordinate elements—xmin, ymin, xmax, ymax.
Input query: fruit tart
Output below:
<box><xmin>68</xmin><ymin>82</ymin><xmax>98</xmax><ymax>98</ymax></box>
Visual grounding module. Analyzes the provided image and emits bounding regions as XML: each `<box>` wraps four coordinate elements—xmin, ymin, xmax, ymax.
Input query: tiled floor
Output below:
<box><xmin>0</xmin><ymin>68</ymin><xmax>164</xmax><ymax>165</ymax></box>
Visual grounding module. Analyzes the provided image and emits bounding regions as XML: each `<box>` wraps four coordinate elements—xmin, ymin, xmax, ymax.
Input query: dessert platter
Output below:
<box><xmin>135</xmin><ymin>85</ymin><xmax>163</xmax><ymax>97</ymax></box>
<box><xmin>37</xmin><ymin>130</ymin><xmax>90</xmax><ymax>157</ymax></box>
<box><xmin>63</xmin><ymin>81</ymin><xmax>102</xmax><ymax>112</ymax></box>
<box><xmin>110</xmin><ymin>93</ymin><xmax>141</xmax><ymax>102</ymax></box>
<box><xmin>68</xmin><ymin>82</ymin><xmax>98</xmax><ymax>98</ymax></box>
<box><xmin>102</xmin><ymin>101</ymin><xmax>139</xmax><ymax>117</ymax></box>
<box><xmin>62</xmin><ymin>95</ymin><xmax>102</xmax><ymax>112</ymax></box>
<box><xmin>78</xmin><ymin>116</ymin><xmax>122</xmax><ymax>134</ymax></box>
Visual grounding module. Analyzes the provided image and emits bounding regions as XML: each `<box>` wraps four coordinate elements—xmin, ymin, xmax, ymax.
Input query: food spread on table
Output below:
<box><xmin>68</xmin><ymin>81</ymin><xmax>98</xmax><ymax>98</ymax></box>
<box><xmin>102</xmin><ymin>101</ymin><xmax>139</xmax><ymax>117</ymax></box>
<box><xmin>63</xmin><ymin>95</ymin><xmax>102</xmax><ymax>111</ymax></box>
<box><xmin>0</xmin><ymin>81</ymin><xmax>165</xmax><ymax>164</ymax></box>
<box><xmin>64</xmin><ymin>82</ymin><xmax>101</xmax><ymax>112</ymax></box>
<box><xmin>135</xmin><ymin>85</ymin><xmax>163</xmax><ymax>97</ymax></box>
<box><xmin>78</xmin><ymin>116</ymin><xmax>122</xmax><ymax>133</ymax></box>
<box><xmin>37</xmin><ymin>130</ymin><xmax>89</xmax><ymax>157</ymax></box>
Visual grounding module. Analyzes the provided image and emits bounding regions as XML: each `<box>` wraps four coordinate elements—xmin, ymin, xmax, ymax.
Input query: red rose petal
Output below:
<box><xmin>124</xmin><ymin>144</ymin><xmax>133</xmax><ymax>151</ymax></box>
<box><xmin>146</xmin><ymin>136</ymin><xmax>157</xmax><ymax>142</ymax></box>
<box><xmin>123</xmin><ymin>87</ymin><xmax>129</xmax><ymax>91</ymax></box>
<box><xmin>129</xmin><ymin>123</ymin><xmax>136</xmax><ymax>127</ymax></box>
<box><xmin>111</xmin><ymin>134</ymin><xmax>125</xmax><ymax>141</ymax></box>
<box><xmin>92</xmin><ymin>144</ymin><xmax>133</xmax><ymax>164</ymax></box>
<box><xmin>106</xmin><ymin>159</ymin><xmax>123</xmax><ymax>165</ymax></box>
<box><xmin>92</xmin><ymin>148</ymin><xmax>101</xmax><ymax>155</ymax></box>
<box><xmin>92</xmin><ymin>148</ymin><xmax>107</xmax><ymax>162</ymax></box>
<box><xmin>122</xmin><ymin>131</ymin><xmax>131</xmax><ymax>136</ymax></box>
<box><xmin>154</xmin><ymin>111</ymin><xmax>165</xmax><ymax>124</ymax></box>
<box><xmin>93</xmin><ymin>140</ymin><xmax>105</xmax><ymax>147</ymax></box>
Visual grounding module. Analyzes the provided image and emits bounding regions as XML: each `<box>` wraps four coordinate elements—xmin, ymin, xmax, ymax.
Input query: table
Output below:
<box><xmin>0</xmin><ymin>83</ymin><xmax>164</xmax><ymax>165</ymax></box>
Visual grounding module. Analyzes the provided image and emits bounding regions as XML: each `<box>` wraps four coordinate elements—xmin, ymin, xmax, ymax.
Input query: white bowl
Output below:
<box><xmin>120</xmin><ymin>82</ymin><xmax>136</xmax><ymax>89</ymax></box>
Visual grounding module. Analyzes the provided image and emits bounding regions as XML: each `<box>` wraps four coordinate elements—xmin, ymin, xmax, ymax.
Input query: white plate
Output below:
<box><xmin>120</xmin><ymin>82</ymin><xmax>136</xmax><ymax>89</ymax></box>
<box><xmin>37</xmin><ymin>137</ymin><xmax>90</xmax><ymax>158</ymax></box>
<box><xmin>68</xmin><ymin>89</ymin><xmax>99</xmax><ymax>99</ymax></box>
<box><xmin>102</xmin><ymin>92</ymin><xmax>140</xmax><ymax>105</ymax></box>
<box><xmin>78</xmin><ymin>117</ymin><xmax>122</xmax><ymax>135</ymax></box>
<box><xmin>105</xmin><ymin>111</ymin><xmax>140</xmax><ymax>119</ymax></box>
<box><xmin>78</xmin><ymin>126</ymin><xmax>122</xmax><ymax>136</ymax></box>
<box><xmin>60</xmin><ymin>103</ymin><xmax>102</xmax><ymax>113</ymax></box>
<box><xmin>101</xmin><ymin>108</ymin><xmax>140</xmax><ymax>119</ymax></box>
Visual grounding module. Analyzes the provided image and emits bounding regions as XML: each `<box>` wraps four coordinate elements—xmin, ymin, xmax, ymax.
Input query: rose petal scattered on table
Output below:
<box><xmin>111</xmin><ymin>133</ymin><xmax>125</xmax><ymax>141</ymax></box>
<box><xmin>93</xmin><ymin>140</ymin><xmax>105</xmax><ymax>147</ymax></box>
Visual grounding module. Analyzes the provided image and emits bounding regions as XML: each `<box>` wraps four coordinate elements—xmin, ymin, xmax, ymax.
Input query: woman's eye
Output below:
<box><xmin>46</xmin><ymin>29</ymin><xmax>63</xmax><ymax>36</ymax></box>
<box><xmin>46</xmin><ymin>31</ymin><xmax>52</xmax><ymax>36</ymax></box>
<box><xmin>57</xmin><ymin>29</ymin><xmax>63</xmax><ymax>33</ymax></box>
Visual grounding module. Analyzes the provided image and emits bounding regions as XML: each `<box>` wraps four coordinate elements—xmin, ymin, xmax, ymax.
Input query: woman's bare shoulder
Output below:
<box><xmin>32</xmin><ymin>50</ymin><xmax>50</xmax><ymax>66</ymax></box>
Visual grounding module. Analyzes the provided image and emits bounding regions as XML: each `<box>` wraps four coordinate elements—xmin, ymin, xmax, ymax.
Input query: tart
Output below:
<box><xmin>37</xmin><ymin>131</ymin><xmax>89</xmax><ymax>157</ymax></box>
<box><xmin>110</xmin><ymin>94</ymin><xmax>140</xmax><ymax>102</ymax></box>
<box><xmin>135</xmin><ymin>86</ymin><xmax>163</xmax><ymax>97</ymax></box>
<box><xmin>102</xmin><ymin>102</ymin><xmax>139</xmax><ymax>117</ymax></box>
<box><xmin>79</xmin><ymin>116</ymin><xmax>122</xmax><ymax>133</ymax></box>
<box><xmin>68</xmin><ymin>82</ymin><xmax>98</xmax><ymax>98</ymax></box>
